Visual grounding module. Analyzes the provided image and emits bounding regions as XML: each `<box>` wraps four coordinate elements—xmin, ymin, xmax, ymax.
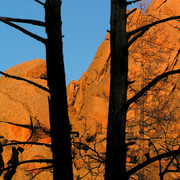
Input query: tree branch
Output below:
<box><xmin>0</xmin><ymin>120</ymin><xmax>31</xmax><ymax>129</ymax></box>
<box><xmin>128</xmin><ymin>27</ymin><xmax>149</xmax><ymax>47</ymax></box>
<box><xmin>126</xmin><ymin>8</ymin><xmax>137</xmax><ymax>18</ymax></box>
<box><xmin>0</xmin><ymin>18</ymin><xmax>46</xmax><ymax>44</ymax></box>
<box><xmin>0</xmin><ymin>17</ymin><xmax>45</xmax><ymax>27</ymax></box>
<box><xmin>128</xmin><ymin>16</ymin><xmax>180</xmax><ymax>38</ymax></box>
<box><xmin>34</xmin><ymin>0</ymin><xmax>45</xmax><ymax>6</ymax></box>
<box><xmin>0</xmin><ymin>159</ymin><xmax>53</xmax><ymax>174</ymax></box>
<box><xmin>0</xmin><ymin>71</ymin><xmax>50</xmax><ymax>93</ymax></box>
<box><xmin>127</xmin><ymin>148</ymin><xmax>180</xmax><ymax>177</ymax></box>
<box><xmin>127</xmin><ymin>69</ymin><xmax>180</xmax><ymax>106</ymax></box>
<box><xmin>161</xmin><ymin>155</ymin><xmax>177</xmax><ymax>177</ymax></box>
<box><xmin>127</xmin><ymin>0</ymin><xmax>141</xmax><ymax>5</ymax></box>
<box><xmin>2</xmin><ymin>141</ymin><xmax>51</xmax><ymax>148</ymax></box>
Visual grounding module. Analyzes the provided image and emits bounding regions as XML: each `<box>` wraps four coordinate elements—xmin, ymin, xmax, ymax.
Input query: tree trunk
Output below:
<box><xmin>105</xmin><ymin>0</ymin><xmax>128</xmax><ymax>179</ymax></box>
<box><xmin>44</xmin><ymin>0</ymin><xmax>73</xmax><ymax>179</ymax></box>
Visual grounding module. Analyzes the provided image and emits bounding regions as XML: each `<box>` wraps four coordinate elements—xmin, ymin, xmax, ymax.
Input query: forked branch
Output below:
<box><xmin>0</xmin><ymin>17</ymin><xmax>45</xmax><ymax>27</ymax></box>
<box><xmin>128</xmin><ymin>27</ymin><xmax>149</xmax><ymax>47</ymax></box>
<box><xmin>0</xmin><ymin>18</ymin><xmax>46</xmax><ymax>44</ymax></box>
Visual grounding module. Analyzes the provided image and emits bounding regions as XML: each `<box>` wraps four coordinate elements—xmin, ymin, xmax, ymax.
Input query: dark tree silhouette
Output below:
<box><xmin>105</xmin><ymin>0</ymin><xmax>180</xmax><ymax>179</ymax></box>
<box><xmin>44</xmin><ymin>1</ymin><xmax>73</xmax><ymax>179</ymax></box>
<box><xmin>0</xmin><ymin>0</ymin><xmax>73</xmax><ymax>179</ymax></box>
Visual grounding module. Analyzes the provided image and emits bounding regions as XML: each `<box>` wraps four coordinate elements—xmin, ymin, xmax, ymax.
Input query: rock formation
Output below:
<box><xmin>0</xmin><ymin>0</ymin><xmax>179</xmax><ymax>179</ymax></box>
<box><xmin>0</xmin><ymin>59</ymin><xmax>52</xmax><ymax>179</ymax></box>
<box><xmin>68</xmin><ymin>0</ymin><xmax>180</xmax><ymax>134</ymax></box>
<box><xmin>67</xmin><ymin>0</ymin><xmax>180</xmax><ymax>178</ymax></box>
<box><xmin>0</xmin><ymin>59</ymin><xmax>50</xmax><ymax>142</ymax></box>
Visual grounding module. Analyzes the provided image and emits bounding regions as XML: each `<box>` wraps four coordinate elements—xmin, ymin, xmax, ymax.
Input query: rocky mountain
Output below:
<box><xmin>0</xmin><ymin>0</ymin><xmax>179</xmax><ymax>179</ymax></box>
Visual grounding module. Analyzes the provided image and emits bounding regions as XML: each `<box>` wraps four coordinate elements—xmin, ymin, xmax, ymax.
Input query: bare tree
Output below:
<box><xmin>0</xmin><ymin>0</ymin><xmax>73</xmax><ymax>179</ymax></box>
<box><xmin>105</xmin><ymin>0</ymin><xmax>180</xmax><ymax>179</ymax></box>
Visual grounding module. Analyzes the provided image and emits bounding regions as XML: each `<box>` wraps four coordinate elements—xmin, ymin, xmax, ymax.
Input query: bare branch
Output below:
<box><xmin>73</xmin><ymin>142</ymin><xmax>105</xmax><ymax>163</ymax></box>
<box><xmin>161</xmin><ymin>155</ymin><xmax>177</xmax><ymax>177</ymax></box>
<box><xmin>128</xmin><ymin>27</ymin><xmax>149</xmax><ymax>47</ymax></box>
<box><xmin>26</xmin><ymin>165</ymin><xmax>53</xmax><ymax>172</ymax></box>
<box><xmin>0</xmin><ymin>120</ymin><xmax>50</xmax><ymax>139</ymax></box>
<box><xmin>0</xmin><ymin>71</ymin><xmax>49</xmax><ymax>93</ymax></box>
<box><xmin>128</xmin><ymin>16</ymin><xmax>180</xmax><ymax>38</ymax></box>
<box><xmin>126</xmin><ymin>8</ymin><xmax>137</xmax><ymax>18</ymax></box>
<box><xmin>127</xmin><ymin>69</ymin><xmax>180</xmax><ymax>106</ymax></box>
<box><xmin>26</xmin><ymin>116</ymin><xmax>35</xmax><ymax>142</ymax></box>
<box><xmin>0</xmin><ymin>17</ymin><xmax>45</xmax><ymax>27</ymax></box>
<box><xmin>2</xmin><ymin>141</ymin><xmax>51</xmax><ymax>148</ymax></box>
<box><xmin>34</xmin><ymin>0</ymin><xmax>45</xmax><ymax>6</ymax></box>
<box><xmin>127</xmin><ymin>148</ymin><xmax>180</xmax><ymax>177</ymax></box>
<box><xmin>127</xmin><ymin>0</ymin><xmax>141</xmax><ymax>5</ymax></box>
<box><xmin>0</xmin><ymin>120</ymin><xmax>31</xmax><ymax>129</ymax></box>
<box><xmin>0</xmin><ymin>159</ymin><xmax>53</xmax><ymax>174</ymax></box>
<box><xmin>0</xmin><ymin>18</ymin><xmax>46</xmax><ymax>44</ymax></box>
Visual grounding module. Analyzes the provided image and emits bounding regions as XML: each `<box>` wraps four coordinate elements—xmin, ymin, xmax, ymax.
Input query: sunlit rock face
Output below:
<box><xmin>0</xmin><ymin>59</ymin><xmax>52</xmax><ymax>179</ymax></box>
<box><xmin>67</xmin><ymin>0</ymin><xmax>180</xmax><ymax>178</ymax></box>
<box><xmin>0</xmin><ymin>59</ymin><xmax>49</xmax><ymax>142</ymax></box>
<box><xmin>68</xmin><ymin>0</ymin><xmax>180</xmax><ymax>137</ymax></box>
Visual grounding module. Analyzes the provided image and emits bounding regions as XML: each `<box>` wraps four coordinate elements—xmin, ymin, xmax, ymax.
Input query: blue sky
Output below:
<box><xmin>0</xmin><ymin>0</ymin><xmax>141</xmax><ymax>84</ymax></box>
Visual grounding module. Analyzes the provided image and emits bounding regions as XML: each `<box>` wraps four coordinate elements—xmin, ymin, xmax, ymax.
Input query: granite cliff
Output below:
<box><xmin>67</xmin><ymin>0</ymin><xmax>180</xmax><ymax>177</ymax></box>
<box><xmin>0</xmin><ymin>0</ymin><xmax>179</xmax><ymax>179</ymax></box>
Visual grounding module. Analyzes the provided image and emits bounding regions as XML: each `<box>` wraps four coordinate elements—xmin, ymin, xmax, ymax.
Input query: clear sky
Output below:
<box><xmin>0</xmin><ymin>0</ymin><xmax>141</xmax><ymax>84</ymax></box>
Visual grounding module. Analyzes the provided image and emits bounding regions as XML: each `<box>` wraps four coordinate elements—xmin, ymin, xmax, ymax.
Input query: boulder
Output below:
<box><xmin>0</xmin><ymin>59</ymin><xmax>49</xmax><ymax>142</ymax></box>
<box><xmin>0</xmin><ymin>59</ymin><xmax>52</xmax><ymax>179</ymax></box>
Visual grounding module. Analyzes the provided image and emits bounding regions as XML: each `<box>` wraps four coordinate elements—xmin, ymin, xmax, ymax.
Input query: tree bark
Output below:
<box><xmin>105</xmin><ymin>0</ymin><xmax>128</xmax><ymax>179</ymax></box>
<box><xmin>44</xmin><ymin>0</ymin><xmax>73</xmax><ymax>179</ymax></box>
